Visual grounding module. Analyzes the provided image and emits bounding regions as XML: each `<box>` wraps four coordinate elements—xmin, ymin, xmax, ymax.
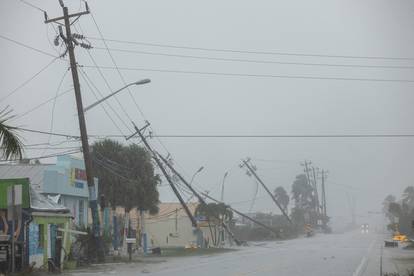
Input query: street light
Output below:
<box><xmin>189</xmin><ymin>166</ymin><xmax>204</xmax><ymax>186</ymax></box>
<box><xmin>83</xmin><ymin>79</ymin><xmax>151</xmax><ymax>112</ymax></box>
<box><xmin>221</xmin><ymin>171</ymin><xmax>229</xmax><ymax>202</ymax></box>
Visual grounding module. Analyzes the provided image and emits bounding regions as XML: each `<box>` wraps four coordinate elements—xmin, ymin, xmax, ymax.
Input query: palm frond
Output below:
<box><xmin>0</xmin><ymin>106</ymin><xmax>23</xmax><ymax>160</ymax></box>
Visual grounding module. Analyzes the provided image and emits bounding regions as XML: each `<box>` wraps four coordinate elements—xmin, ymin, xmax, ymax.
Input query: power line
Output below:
<box><xmin>75</xmin><ymin>22</ymin><xmax>134</xmax><ymax>133</ymax></box>
<box><xmin>17</xmin><ymin>127</ymin><xmax>80</xmax><ymax>139</ymax></box>
<box><xmin>0</xmin><ymin>34</ymin><xmax>57</xmax><ymax>58</ymax></box>
<box><xmin>0</xmin><ymin>149</ymin><xmax>81</xmax><ymax>162</ymax></box>
<box><xmin>87</xmin><ymin>36</ymin><xmax>414</xmax><ymax>61</ymax></box>
<box><xmin>93</xmin><ymin>46</ymin><xmax>414</xmax><ymax>70</ymax></box>
<box><xmin>92</xmin><ymin>156</ymin><xmax>139</xmax><ymax>183</ymax></box>
<box><xmin>132</xmin><ymin>134</ymin><xmax>414</xmax><ymax>138</ymax></box>
<box><xmin>40</xmin><ymin>67</ymin><xmax>70</xmax><ymax>157</ymax></box>
<box><xmin>23</xmin><ymin>140</ymin><xmax>80</xmax><ymax>147</ymax></box>
<box><xmin>78</xmin><ymin>67</ymin><xmax>130</xmax><ymax>135</ymax></box>
<box><xmin>86</xmin><ymin>15</ymin><xmax>172</xmax><ymax>157</ymax></box>
<box><xmin>13</xmin><ymin>87</ymin><xmax>73</xmax><ymax>120</ymax></box>
<box><xmin>81</xmin><ymin>65</ymin><xmax>414</xmax><ymax>83</ymax></box>
<box><xmin>0</xmin><ymin>58</ymin><xmax>59</xmax><ymax>103</ymax></box>
<box><xmin>89</xmin><ymin>13</ymin><xmax>147</xmax><ymax>120</ymax></box>
<box><xmin>16</xmin><ymin>146</ymin><xmax>81</xmax><ymax>150</ymax></box>
<box><xmin>15</xmin><ymin>128</ymin><xmax>414</xmax><ymax>139</ymax></box>
<box><xmin>18</xmin><ymin>0</ymin><xmax>46</xmax><ymax>12</ymax></box>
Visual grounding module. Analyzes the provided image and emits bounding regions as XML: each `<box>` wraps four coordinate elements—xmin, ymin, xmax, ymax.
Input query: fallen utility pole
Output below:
<box><xmin>44</xmin><ymin>1</ymin><xmax>104</xmax><ymax>260</ymax></box>
<box><xmin>127</xmin><ymin>122</ymin><xmax>197</xmax><ymax>227</ymax></box>
<box><xmin>157</xmin><ymin>153</ymin><xmax>241</xmax><ymax>245</ymax></box>
<box><xmin>240</xmin><ymin>158</ymin><xmax>292</xmax><ymax>224</ymax></box>
<box><xmin>201</xmin><ymin>192</ymin><xmax>280</xmax><ymax>237</ymax></box>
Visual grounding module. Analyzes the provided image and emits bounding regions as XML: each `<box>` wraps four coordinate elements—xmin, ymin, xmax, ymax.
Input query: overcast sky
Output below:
<box><xmin>2</xmin><ymin>0</ymin><xmax>414</xmax><ymax>227</ymax></box>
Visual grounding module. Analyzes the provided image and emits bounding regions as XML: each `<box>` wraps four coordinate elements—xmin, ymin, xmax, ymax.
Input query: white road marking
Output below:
<box><xmin>352</xmin><ymin>256</ymin><xmax>367</xmax><ymax>276</ymax></box>
<box><xmin>352</xmin><ymin>239</ymin><xmax>376</xmax><ymax>276</ymax></box>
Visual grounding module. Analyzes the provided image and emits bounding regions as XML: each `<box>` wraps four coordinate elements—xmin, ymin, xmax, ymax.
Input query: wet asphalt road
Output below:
<box><xmin>65</xmin><ymin>230</ymin><xmax>393</xmax><ymax>276</ymax></box>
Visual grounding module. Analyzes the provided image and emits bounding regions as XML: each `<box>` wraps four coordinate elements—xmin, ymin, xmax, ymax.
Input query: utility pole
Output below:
<box><xmin>157</xmin><ymin>153</ymin><xmax>240</xmax><ymax>245</ymax></box>
<box><xmin>201</xmin><ymin>192</ymin><xmax>281</xmax><ymax>237</ymax></box>
<box><xmin>127</xmin><ymin>122</ymin><xmax>197</xmax><ymax>227</ymax></box>
<box><xmin>320</xmin><ymin>169</ymin><xmax>328</xmax><ymax>225</ymax></box>
<box><xmin>312</xmin><ymin>167</ymin><xmax>320</xmax><ymax>216</ymax></box>
<box><xmin>240</xmin><ymin>158</ymin><xmax>292</xmax><ymax>224</ymax></box>
<box><xmin>301</xmin><ymin>160</ymin><xmax>312</xmax><ymax>187</ymax></box>
<box><xmin>44</xmin><ymin>2</ymin><xmax>104</xmax><ymax>260</ymax></box>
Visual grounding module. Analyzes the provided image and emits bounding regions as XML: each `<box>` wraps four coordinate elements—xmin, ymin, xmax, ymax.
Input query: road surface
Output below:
<box><xmin>64</xmin><ymin>230</ymin><xmax>409</xmax><ymax>276</ymax></box>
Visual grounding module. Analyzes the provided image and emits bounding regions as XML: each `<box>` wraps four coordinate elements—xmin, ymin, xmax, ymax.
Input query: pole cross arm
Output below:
<box><xmin>45</xmin><ymin>10</ymin><xmax>90</xmax><ymax>23</ymax></box>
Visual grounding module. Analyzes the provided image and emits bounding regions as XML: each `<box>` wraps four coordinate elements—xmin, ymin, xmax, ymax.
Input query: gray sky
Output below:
<box><xmin>2</xmin><ymin>0</ymin><xmax>414</xmax><ymax>226</ymax></box>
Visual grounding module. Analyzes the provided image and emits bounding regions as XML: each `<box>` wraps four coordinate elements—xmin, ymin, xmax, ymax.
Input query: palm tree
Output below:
<box><xmin>0</xmin><ymin>107</ymin><xmax>23</xmax><ymax>160</ymax></box>
<box><xmin>291</xmin><ymin>174</ymin><xmax>313</xmax><ymax>209</ymax></box>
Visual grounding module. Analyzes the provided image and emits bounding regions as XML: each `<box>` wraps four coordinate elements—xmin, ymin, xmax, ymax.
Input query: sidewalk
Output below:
<box><xmin>386</xmin><ymin>244</ymin><xmax>414</xmax><ymax>275</ymax></box>
<box><xmin>361</xmin><ymin>236</ymin><xmax>414</xmax><ymax>276</ymax></box>
<box><xmin>376</xmin><ymin>241</ymin><xmax>414</xmax><ymax>275</ymax></box>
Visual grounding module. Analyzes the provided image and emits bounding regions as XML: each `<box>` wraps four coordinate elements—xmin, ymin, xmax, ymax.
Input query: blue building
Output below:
<box><xmin>43</xmin><ymin>155</ymin><xmax>98</xmax><ymax>227</ymax></box>
<box><xmin>0</xmin><ymin>155</ymin><xmax>98</xmax><ymax>227</ymax></box>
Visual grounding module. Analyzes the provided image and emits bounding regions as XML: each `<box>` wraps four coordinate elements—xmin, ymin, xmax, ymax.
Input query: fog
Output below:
<box><xmin>2</xmin><ymin>0</ymin><xmax>414</xmax><ymax>227</ymax></box>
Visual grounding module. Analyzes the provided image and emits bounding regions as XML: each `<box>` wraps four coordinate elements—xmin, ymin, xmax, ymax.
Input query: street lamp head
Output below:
<box><xmin>134</xmin><ymin>79</ymin><xmax>151</xmax><ymax>85</ymax></box>
<box><xmin>197</xmin><ymin>166</ymin><xmax>204</xmax><ymax>173</ymax></box>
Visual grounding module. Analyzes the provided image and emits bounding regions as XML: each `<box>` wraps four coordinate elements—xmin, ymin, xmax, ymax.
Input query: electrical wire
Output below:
<box><xmin>78</xmin><ymin>67</ymin><xmax>130</xmax><ymax>135</ymax></box>
<box><xmin>0</xmin><ymin>58</ymin><xmax>59</xmax><ymax>103</ymax></box>
<box><xmin>89</xmin><ymin>13</ymin><xmax>146</xmax><ymax>121</ymax></box>
<box><xmin>87</xmin><ymin>36</ymin><xmax>414</xmax><ymax>61</ymax></box>
<box><xmin>18</xmin><ymin>0</ymin><xmax>46</xmax><ymax>12</ymax></box>
<box><xmin>15</xmin><ymin>146</ymin><xmax>81</xmax><ymax>150</ymax></box>
<box><xmin>81</xmin><ymin>65</ymin><xmax>414</xmax><ymax>84</ymax></box>
<box><xmin>40</xmin><ymin>67</ymin><xmax>70</xmax><ymax>157</ymax></box>
<box><xmin>92</xmin><ymin>156</ymin><xmax>139</xmax><ymax>183</ymax></box>
<box><xmin>0</xmin><ymin>149</ymin><xmax>81</xmax><ymax>162</ymax></box>
<box><xmin>93</xmin><ymin>46</ymin><xmax>414</xmax><ymax>70</ymax></box>
<box><xmin>86</xmin><ymin>16</ymin><xmax>172</xmax><ymax>157</ymax></box>
<box><xmin>12</xmin><ymin>87</ymin><xmax>73</xmax><ymax>121</ymax></box>
<box><xmin>0</xmin><ymin>34</ymin><xmax>57</xmax><ymax>58</ymax></box>
<box><xmin>73</xmin><ymin>24</ymin><xmax>134</xmax><ymax>134</ymax></box>
<box><xmin>15</xmin><ymin>128</ymin><xmax>414</xmax><ymax>139</ymax></box>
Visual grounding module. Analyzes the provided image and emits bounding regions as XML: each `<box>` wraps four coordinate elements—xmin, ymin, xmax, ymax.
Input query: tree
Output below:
<box><xmin>388</xmin><ymin>202</ymin><xmax>403</xmax><ymax>218</ymax></box>
<box><xmin>382</xmin><ymin>194</ymin><xmax>396</xmax><ymax>222</ymax></box>
<box><xmin>91</xmin><ymin>139</ymin><xmax>160</xmax><ymax>214</ymax></box>
<box><xmin>291</xmin><ymin>174</ymin><xmax>316</xmax><ymax>228</ymax></box>
<box><xmin>195</xmin><ymin>203</ymin><xmax>233</xmax><ymax>246</ymax></box>
<box><xmin>0</xmin><ymin>107</ymin><xmax>23</xmax><ymax>160</ymax></box>
<box><xmin>91</xmin><ymin>139</ymin><xmax>124</xmax><ymax>209</ymax></box>
<box><xmin>402</xmin><ymin>186</ymin><xmax>414</xmax><ymax>207</ymax></box>
<box><xmin>274</xmin><ymin>186</ymin><xmax>289</xmax><ymax>214</ymax></box>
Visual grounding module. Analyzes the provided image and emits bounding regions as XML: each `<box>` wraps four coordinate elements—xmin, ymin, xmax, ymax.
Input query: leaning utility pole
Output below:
<box><xmin>44</xmin><ymin>2</ymin><xmax>104</xmax><ymax>260</ymax></box>
<box><xmin>201</xmin><ymin>192</ymin><xmax>281</xmax><ymax>237</ymax></box>
<box><xmin>127</xmin><ymin>122</ymin><xmax>197</xmax><ymax>227</ymax></box>
<box><xmin>157</xmin><ymin>153</ymin><xmax>240</xmax><ymax>245</ymax></box>
<box><xmin>240</xmin><ymin>158</ymin><xmax>292</xmax><ymax>224</ymax></box>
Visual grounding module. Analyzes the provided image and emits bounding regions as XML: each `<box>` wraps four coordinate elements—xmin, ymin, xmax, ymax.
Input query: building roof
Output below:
<box><xmin>0</xmin><ymin>164</ymin><xmax>49</xmax><ymax>191</ymax></box>
<box><xmin>29</xmin><ymin>186</ymin><xmax>70</xmax><ymax>213</ymax></box>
